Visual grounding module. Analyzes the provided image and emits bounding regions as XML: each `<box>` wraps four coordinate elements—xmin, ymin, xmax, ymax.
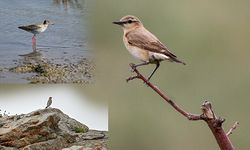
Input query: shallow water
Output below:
<box><xmin>0</xmin><ymin>0</ymin><xmax>90</xmax><ymax>83</ymax></box>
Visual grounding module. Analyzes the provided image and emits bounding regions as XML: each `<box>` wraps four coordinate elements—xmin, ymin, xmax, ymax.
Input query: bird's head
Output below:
<box><xmin>113</xmin><ymin>15</ymin><xmax>143</xmax><ymax>30</ymax></box>
<box><xmin>43</xmin><ymin>20</ymin><xmax>54</xmax><ymax>25</ymax></box>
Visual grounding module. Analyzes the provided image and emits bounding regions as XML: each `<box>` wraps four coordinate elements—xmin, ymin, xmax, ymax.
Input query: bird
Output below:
<box><xmin>18</xmin><ymin>20</ymin><xmax>53</xmax><ymax>51</ymax></box>
<box><xmin>45</xmin><ymin>97</ymin><xmax>52</xmax><ymax>109</ymax></box>
<box><xmin>113</xmin><ymin>15</ymin><xmax>186</xmax><ymax>81</ymax></box>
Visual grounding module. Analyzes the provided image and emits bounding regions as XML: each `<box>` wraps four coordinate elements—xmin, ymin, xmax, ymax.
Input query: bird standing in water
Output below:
<box><xmin>18</xmin><ymin>20</ymin><xmax>53</xmax><ymax>51</ymax></box>
<box><xmin>113</xmin><ymin>15</ymin><xmax>186</xmax><ymax>81</ymax></box>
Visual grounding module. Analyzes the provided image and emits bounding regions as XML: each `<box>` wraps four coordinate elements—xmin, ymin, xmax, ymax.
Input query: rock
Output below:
<box><xmin>62</xmin><ymin>145</ymin><xmax>84</xmax><ymax>150</ymax></box>
<box><xmin>0</xmin><ymin>108</ymin><xmax>107</xmax><ymax>150</ymax></box>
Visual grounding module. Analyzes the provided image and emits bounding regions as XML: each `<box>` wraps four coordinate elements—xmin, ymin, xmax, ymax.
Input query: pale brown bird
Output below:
<box><xmin>45</xmin><ymin>97</ymin><xmax>52</xmax><ymax>109</ymax></box>
<box><xmin>113</xmin><ymin>15</ymin><xmax>186</xmax><ymax>81</ymax></box>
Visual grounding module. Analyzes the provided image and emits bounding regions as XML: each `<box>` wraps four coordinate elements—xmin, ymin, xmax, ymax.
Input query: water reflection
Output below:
<box><xmin>19</xmin><ymin>51</ymin><xmax>43</xmax><ymax>64</ymax></box>
<box><xmin>53</xmin><ymin>0</ymin><xmax>84</xmax><ymax>11</ymax></box>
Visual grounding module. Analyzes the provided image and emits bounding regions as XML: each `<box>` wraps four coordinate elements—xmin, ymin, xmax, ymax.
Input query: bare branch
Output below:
<box><xmin>127</xmin><ymin>63</ymin><xmax>202</xmax><ymax>120</ymax></box>
<box><xmin>227</xmin><ymin>122</ymin><xmax>239</xmax><ymax>136</ymax></box>
<box><xmin>127</xmin><ymin>63</ymin><xmax>236</xmax><ymax>150</ymax></box>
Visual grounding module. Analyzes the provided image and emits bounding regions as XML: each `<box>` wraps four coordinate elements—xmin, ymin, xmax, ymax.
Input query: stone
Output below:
<box><xmin>0</xmin><ymin>108</ymin><xmax>107</xmax><ymax>150</ymax></box>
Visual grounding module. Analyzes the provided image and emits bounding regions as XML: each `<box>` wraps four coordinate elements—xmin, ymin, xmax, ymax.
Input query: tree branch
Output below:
<box><xmin>127</xmin><ymin>63</ymin><xmax>236</xmax><ymax>150</ymax></box>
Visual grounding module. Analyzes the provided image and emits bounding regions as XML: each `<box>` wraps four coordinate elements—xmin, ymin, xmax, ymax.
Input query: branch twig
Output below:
<box><xmin>227</xmin><ymin>122</ymin><xmax>239</xmax><ymax>136</ymax></box>
<box><xmin>127</xmin><ymin>63</ymin><xmax>235</xmax><ymax>150</ymax></box>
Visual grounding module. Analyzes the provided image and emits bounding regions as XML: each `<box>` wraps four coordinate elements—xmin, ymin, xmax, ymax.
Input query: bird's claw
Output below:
<box><xmin>129</xmin><ymin>63</ymin><xmax>136</xmax><ymax>72</ymax></box>
<box><xmin>143</xmin><ymin>80</ymin><xmax>150</xmax><ymax>86</ymax></box>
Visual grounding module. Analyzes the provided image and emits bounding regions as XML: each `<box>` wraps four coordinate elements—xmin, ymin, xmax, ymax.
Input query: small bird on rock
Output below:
<box><xmin>45</xmin><ymin>97</ymin><xmax>52</xmax><ymax>109</ymax></box>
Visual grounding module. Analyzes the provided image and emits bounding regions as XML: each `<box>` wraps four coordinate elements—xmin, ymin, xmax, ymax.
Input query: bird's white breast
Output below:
<box><xmin>39</xmin><ymin>24</ymin><xmax>48</xmax><ymax>33</ymax></box>
<box><xmin>123</xmin><ymin>36</ymin><xmax>149</xmax><ymax>62</ymax></box>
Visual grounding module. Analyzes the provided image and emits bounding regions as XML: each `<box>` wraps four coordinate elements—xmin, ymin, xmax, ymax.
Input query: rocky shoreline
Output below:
<box><xmin>0</xmin><ymin>108</ymin><xmax>107</xmax><ymax>150</ymax></box>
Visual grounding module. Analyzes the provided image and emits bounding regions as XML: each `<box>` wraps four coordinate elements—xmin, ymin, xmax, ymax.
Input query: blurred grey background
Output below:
<box><xmin>0</xmin><ymin>85</ymin><xmax>108</xmax><ymax>131</ymax></box>
<box><xmin>88</xmin><ymin>0</ymin><xmax>250</xmax><ymax>149</ymax></box>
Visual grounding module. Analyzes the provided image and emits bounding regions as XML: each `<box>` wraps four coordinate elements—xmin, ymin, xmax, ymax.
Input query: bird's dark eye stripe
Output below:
<box><xmin>123</xmin><ymin>20</ymin><xmax>136</xmax><ymax>24</ymax></box>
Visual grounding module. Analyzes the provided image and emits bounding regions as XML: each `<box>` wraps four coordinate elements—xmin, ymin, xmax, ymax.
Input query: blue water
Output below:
<box><xmin>0</xmin><ymin>0</ymin><xmax>90</xmax><ymax>83</ymax></box>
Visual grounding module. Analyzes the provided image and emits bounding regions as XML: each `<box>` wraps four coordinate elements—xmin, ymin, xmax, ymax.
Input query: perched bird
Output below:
<box><xmin>113</xmin><ymin>15</ymin><xmax>186</xmax><ymax>81</ymax></box>
<box><xmin>18</xmin><ymin>20</ymin><xmax>53</xmax><ymax>51</ymax></box>
<box><xmin>45</xmin><ymin>97</ymin><xmax>52</xmax><ymax>109</ymax></box>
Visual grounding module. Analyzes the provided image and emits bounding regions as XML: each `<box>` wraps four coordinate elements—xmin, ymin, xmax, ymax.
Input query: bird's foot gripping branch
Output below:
<box><xmin>126</xmin><ymin>64</ymin><xmax>238</xmax><ymax>150</ymax></box>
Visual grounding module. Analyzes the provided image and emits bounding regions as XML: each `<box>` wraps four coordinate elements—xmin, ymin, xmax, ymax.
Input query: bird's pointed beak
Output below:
<box><xmin>112</xmin><ymin>21</ymin><xmax>124</xmax><ymax>26</ymax></box>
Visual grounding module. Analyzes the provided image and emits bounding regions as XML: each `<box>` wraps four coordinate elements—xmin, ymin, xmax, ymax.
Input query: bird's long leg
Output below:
<box><xmin>147</xmin><ymin>62</ymin><xmax>160</xmax><ymax>81</ymax></box>
<box><xmin>32</xmin><ymin>34</ymin><xmax>36</xmax><ymax>51</ymax></box>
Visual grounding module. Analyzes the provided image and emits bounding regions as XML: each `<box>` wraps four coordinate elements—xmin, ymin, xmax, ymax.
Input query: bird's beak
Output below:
<box><xmin>112</xmin><ymin>21</ymin><xmax>124</xmax><ymax>26</ymax></box>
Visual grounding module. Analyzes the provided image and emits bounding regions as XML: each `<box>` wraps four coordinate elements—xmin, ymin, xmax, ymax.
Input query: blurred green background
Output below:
<box><xmin>88</xmin><ymin>0</ymin><xmax>250</xmax><ymax>149</ymax></box>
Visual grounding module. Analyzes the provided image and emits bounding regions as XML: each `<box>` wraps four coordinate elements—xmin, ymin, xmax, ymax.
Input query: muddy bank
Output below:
<box><xmin>0</xmin><ymin>52</ymin><xmax>94</xmax><ymax>84</ymax></box>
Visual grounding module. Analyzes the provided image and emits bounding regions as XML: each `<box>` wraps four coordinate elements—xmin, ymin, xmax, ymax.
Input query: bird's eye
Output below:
<box><xmin>128</xmin><ymin>20</ymin><xmax>132</xmax><ymax>24</ymax></box>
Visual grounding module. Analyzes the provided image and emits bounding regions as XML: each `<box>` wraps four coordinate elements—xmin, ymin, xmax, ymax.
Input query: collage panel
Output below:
<box><xmin>0</xmin><ymin>85</ymin><xmax>108</xmax><ymax>149</ymax></box>
<box><xmin>0</xmin><ymin>0</ymin><xmax>93</xmax><ymax>84</ymax></box>
<box><xmin>1</xmin><ymin>0</ymin><xmax>250</xmax><ymax>150</ymax></box>
<box><xmin>91</xmin><ymin>0</ymin><xmax>250</xmax><ymax>150</ymax></box>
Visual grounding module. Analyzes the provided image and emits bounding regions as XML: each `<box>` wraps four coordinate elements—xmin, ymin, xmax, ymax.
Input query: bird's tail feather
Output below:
<box><xmin>18</xmin><ymin>26</ymin><xmax>25</xmax><ymax>30</ymax></box>
<box><xmin>172</xmin><ymin>57</ymin><xmax>186</xmax><ymax>65</ymax></box>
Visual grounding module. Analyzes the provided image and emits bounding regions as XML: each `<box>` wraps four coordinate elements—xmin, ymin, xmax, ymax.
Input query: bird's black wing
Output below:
<box><xmin>18</xmin><ymin>24</ymin><xmax>40</xmax><ymax>32</ymax></box>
